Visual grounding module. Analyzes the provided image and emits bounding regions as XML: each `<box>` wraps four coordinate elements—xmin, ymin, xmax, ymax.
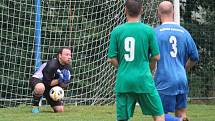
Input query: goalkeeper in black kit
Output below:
<box><xmin>29</xmin><ymin>47</ymin><xmax>73</xmax><ymax>113</ymax></box>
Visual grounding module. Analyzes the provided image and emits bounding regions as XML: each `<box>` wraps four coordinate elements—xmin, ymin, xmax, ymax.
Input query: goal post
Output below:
<box><xmin>34</xmin><ymin>0</ymin><xmax>42</xmax><ymax>70</ymax></box>
<box><xmin>173</xmin><ymin>0</ymin><xmax>180</xmax><ymax>24</ymax></box>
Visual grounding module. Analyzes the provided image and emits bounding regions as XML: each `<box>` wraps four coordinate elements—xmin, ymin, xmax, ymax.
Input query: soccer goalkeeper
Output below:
<box><xmin>29</xmin><ymin>47</ymin><xmax>73</xmax><ymax>113</ymax></box>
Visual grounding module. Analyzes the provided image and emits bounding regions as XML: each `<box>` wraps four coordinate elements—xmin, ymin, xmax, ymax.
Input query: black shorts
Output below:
<box><xmin>29</xmin><ymin>77</ymin><xmax>42</xmax><ymax>91</ymax></box>
<box><xmin>29</xmin><ymin>77</ymin><xmax>63</xmax><ymax>107</ymax></box>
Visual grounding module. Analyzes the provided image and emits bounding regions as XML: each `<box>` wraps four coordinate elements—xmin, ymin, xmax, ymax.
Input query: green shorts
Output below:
<box><xmin>116</xmin><ymin>90</ymin><xmax>164</xmax><ymax>120</ymax></box>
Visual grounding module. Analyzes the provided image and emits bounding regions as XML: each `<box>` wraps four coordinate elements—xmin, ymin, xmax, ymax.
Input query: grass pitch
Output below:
<box><xmin>0</xmin><ymin>104</ymin><xmax>215</xmax><ymax>121</ymax></box>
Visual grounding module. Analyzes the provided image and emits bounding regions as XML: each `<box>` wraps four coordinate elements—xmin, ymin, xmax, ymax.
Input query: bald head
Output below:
<box><xmin>158</xmin><ymin>1</ymin><xmax>173</xmax><ymax>16</ymax></box>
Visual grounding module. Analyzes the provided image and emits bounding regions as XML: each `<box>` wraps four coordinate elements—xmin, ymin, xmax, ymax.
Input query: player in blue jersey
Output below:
<box><xmin>154</xmin><ymin>1</ymin><xmax>199</xmax><ymax>121</ymax></box>
<box><xmin>29</xmin><ymin>47</ymin><xmax>73</xmax><ymax>113</ymax></box>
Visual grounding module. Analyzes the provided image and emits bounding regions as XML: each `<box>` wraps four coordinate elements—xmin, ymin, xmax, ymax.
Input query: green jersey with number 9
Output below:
<box><xmin>108</xmin><ymin>22</ymin><xmax>160</xmax><ymax>93</ymax></box>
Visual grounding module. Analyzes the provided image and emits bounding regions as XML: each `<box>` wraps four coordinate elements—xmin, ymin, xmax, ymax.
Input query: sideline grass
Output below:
<box><xmin>0</xmin><ymin>104</ymin><xmax>215</xmax><ymax>121</ymax></box>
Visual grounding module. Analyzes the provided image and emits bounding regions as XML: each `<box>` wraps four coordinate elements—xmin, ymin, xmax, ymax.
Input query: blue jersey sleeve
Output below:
<box><xmin>186</xmin><ymin>32</ymin><xmax>199</xmax><ymax>61</ymax></box>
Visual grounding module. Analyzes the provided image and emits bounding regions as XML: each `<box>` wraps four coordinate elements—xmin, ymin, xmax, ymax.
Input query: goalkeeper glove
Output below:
<box><xmin>61</xmin><ymin>69</ymin><xmax>71</xmax><ymax>84</ymax></box>
<box><xmin>56</xmin><ymin>69</ymin><xmax>64</xmax><ymax>85</ymax></box>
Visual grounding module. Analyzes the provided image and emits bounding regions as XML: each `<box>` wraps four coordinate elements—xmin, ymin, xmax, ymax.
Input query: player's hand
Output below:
<box><xmin>61</xmin><ymin>69</ymin><xmax>71</xmax><ymax>84</ymax></box>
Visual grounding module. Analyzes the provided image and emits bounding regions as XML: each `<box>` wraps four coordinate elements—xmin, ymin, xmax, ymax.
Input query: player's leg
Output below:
<box><xmin>175</xmin><ymin>108</ymin><xmax>187</xmax><ymax>118</ymax></box>
<box><xmin>175</xmin><ymin>94</ymin><xmax>189</xmax><ymax>121</ymax></box>
<box><xmin>137</xmin><ymin>90</ymin><xmax>165</xmax><ymax>121</ymax></box>
<box><xmin>32</xmin><ymin>83</ymin><xmax>45</xmax><ymax>106</ymax></box>
<box><xmin>29</xmin><ymin>77</ymin><xmax>45</xmax><ymax>113</ymax></box>
<box><xmin>159</xmin><ymin>93</ymin><xmax>185</xmax><ymax>121</ymax></box>
<box><xmin>115</xmin><ymin>93</ymin><xmax>136</xmax><ymax>121</ymax></box>
<box><xmin>159</xmin><ymin>93</ymin><xmax>176</xmax><ymax>113</ymax></box>
<box><xmin>44</xmin><ymin>86</ymin><xmax>64</xmax><ymax>112</ymax></box>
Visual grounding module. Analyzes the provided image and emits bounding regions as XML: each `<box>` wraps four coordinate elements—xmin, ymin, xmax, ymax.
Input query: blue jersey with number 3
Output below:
<box><xmin>154</xmin><ymin>22</ymin><xmax>199</xmax><ymax>95</ymax></box>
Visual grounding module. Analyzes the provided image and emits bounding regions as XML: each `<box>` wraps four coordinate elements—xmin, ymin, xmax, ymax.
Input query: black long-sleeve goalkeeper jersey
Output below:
<box><xmin>32</xmin><ymin>58</ymin><xmax>72</xmax><ymax>86</ymax></box>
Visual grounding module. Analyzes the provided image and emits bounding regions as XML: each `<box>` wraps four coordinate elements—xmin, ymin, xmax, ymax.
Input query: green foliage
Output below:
<box><xmin>181</xmin><ymin>0</ymin><xmax>215</xmax><ymax>24</ymax></box>
<box><xmin>180</xmin><ymin>0</ymin><xmax>215</xmax><ymax>98</ymax></box>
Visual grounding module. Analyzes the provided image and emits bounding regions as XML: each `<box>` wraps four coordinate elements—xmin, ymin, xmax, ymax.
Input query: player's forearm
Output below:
<box><xmin>186</xmin><ymin>59</ymin><xmax>197</xmax><ymax>72</ymax></box>
<box><xmin>107</xmin><ymin>58</ymin><xmax>118</xmax><ymax>69</ymax></box>
<box><xmin>149</xmin><ymin>58</ymin><xmax>157</xmax><ymax>74</ymax></box>
<box><xmin>149</xmin><ymin>54</ymin><xmax>160</xmax><ymax>72</ymax></box>
<box><xmin>50</xmin><ymin>79</ymin><xmax>68</xmax><ymax>88</ymax></box>
<box><xmin>150</xmin><ymin>60</ymin><xmax>156</xmax><ymax>73</ymax></box>
<box><xmin>50</xmin><ymin>79</ymin><xmax>59</xmax><ymax>86</ymax></box>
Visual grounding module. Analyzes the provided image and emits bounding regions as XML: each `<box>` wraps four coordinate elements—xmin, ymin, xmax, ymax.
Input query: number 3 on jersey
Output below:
<box><xmin>169</xmin><ymin>36</ymin><xmax>177</xmax><ymax>57</ymax></box>
<box><xmin>124</xmin><ymin>37</ymin><xmax>135</xmax><ymax>61</ymax></box>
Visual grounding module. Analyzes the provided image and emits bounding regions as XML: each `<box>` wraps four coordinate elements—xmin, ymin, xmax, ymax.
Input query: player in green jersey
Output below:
<box><xmin>107</xmin><ymin>0</ymin><xmax>165</xmax><ymax>121</ymax></box>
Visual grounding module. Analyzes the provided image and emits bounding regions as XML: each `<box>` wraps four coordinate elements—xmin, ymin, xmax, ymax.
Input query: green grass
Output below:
<box><xmin>0</xmin><ymin>104</ymin><xmax>215</xmax><ymax>121</ymax></box>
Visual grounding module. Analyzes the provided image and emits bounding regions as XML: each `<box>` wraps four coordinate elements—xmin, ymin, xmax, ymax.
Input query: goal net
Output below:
<box><xmin>0</xmin><ymin>0</ymin><xmax>162</xmax><ymax>107</ymax></box>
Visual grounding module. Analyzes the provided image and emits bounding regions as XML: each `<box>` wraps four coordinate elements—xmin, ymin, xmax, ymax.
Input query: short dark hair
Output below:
<box><xmin>125</xmin><ymin>0</ymin><xmax>143</xmax><ymax>17</ymax></box>
<box><xmin>56</xmin><ymin>47</ymin><xmax>72</xmax><ymax>58</ymax></box>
